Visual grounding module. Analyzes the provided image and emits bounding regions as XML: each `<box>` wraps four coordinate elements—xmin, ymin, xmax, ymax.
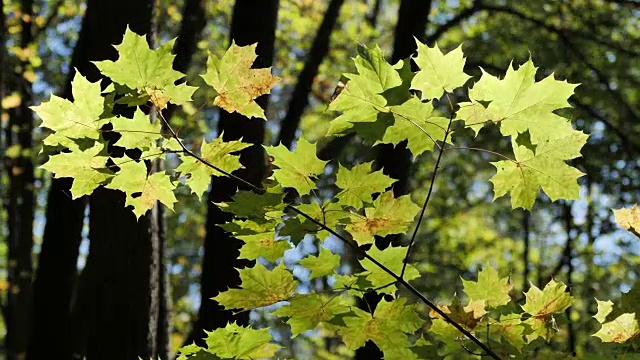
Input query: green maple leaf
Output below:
<box><xmin>218</xmin><ymin>183</ymin><xmax>286</xmax><ymax>222</ymax></box>
<box><xmin>111</xmin><ymin>108</ymin><xmax>161</xmax><ymax>150</ymax></box>
<box><xmin>345</xmin><ymin>191</ymin><xmax>420</xmax><ymax>246</ymax></box>
<box><xmin>41</xmin><ymin>142</ymin><xmax>113</xmax><ymax>198</ymax></box>
<box><xmin>522</xmin><ymin>279</ymin><xmax>573</xmax><ymax>316</ymax></box>
<box><xmin>594</xmin><ymin>299</ymin><xmax>614</xmax><ymax>323</ymax></box>
<box><xmin>339</xmin><ymin>298</ymin><xmax>423</xmax><ymax>360</ymax></box>
<box><xmin>272</xmin><ymin>294</ymin><xmax>351</xmax><ymax>337</ymax></box>
<box><xmin>236</xmin><ymin>230</ymin><xmax>291</xmax><ymax>262</ymax></box>
<box><xmin>410</xmin><ymin>42</ymin><xmax>471</xmax><ymax>100</ymax></box>
<box><xmin>266</xmin><ymin>138</ymin><xmax>327</xmax><ymax>196</ymax></box>
<box><xmin>381</xmin><ymin>96</ymin><xmax>450</xmax><ymax>156</ymax></box>
<box><xmin>214</xmin><ymin>262</ymin><xmax>297</xmax><ymax>310</ymax></box>
<box><xmin>462</xmin><ymin>266</ymin><xmax>513</xmax><ymax>308</ymax></box>
<box><xmin>94</xmin><ymin>27</ymin><xmax>196</xmax><ymax>109</ymax></box>
<box><xmin>521</xmin><ymin>279</ymin><xmax>573</xmax><ymax>341</ymax></box>
<box><xmin>327</xmin><ymin>44</ymin><xmax>400</xmax><ymax>135</ymax></box>
<box><xmin>33</xmin><ymin>71</ymin><xmax>109</xmax><ymax>144</ymax></box>
<box><xmin>291</xmin><ymin>200</ymin><xmax>348</xmax><ymax>241</ymax></box>
<box><xmin>358</xmin><ymin>245</ymin><xmax>419</xmax><ymax>294</ymax></box>
<box><xmin>201</xmin><ymin>42</ymin><xmax>280</xmax><ymax>119</ymax></box>
<box><xmin>176</xmin><ymin>136</ymin><xmax>251</xmax><ymax>198</ymax></box>
<box><xmin>176</xmin><ymin>343</ymin><xmax>216</xmax><ymax>360</ymax></box>
<box><xmin>593</xmin><ymin>313</ymin><xmax>640</xmax><ymax>343</ymax></box>
<box><xmin>105</xmin><ymin>158</ymin><xmax>177</xmax><ymax>218</ymax></box>
<box><xmin>335</xmin><ymin>162</ymin><xmax>395</xmax><ymax>209</ymax></box>
<box><xmin>299</xmin><ymin>247</ymin><xmax>340</xmax><ymax>279</ymax></box>
<box><xmin>204</xmin><ymin>322</ymin><xmax>280</xmax><ymax>359</ymax></box>
<box><xmin>456</xmin><ymin>60</ymin><xmax>578</xmax><ymax>142</ymax></box>
<box><xmin>490</xmin><ymin>314</ymin><xmax>526</xmax><ymax>351</ymax></box>
<box><xmin>490</xmin><ymin>133</ymin><xmax>588</xmax><ymax>209</ymax></box>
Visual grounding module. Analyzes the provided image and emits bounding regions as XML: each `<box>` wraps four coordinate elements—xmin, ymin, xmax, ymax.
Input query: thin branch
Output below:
<box><xmin>156</xmin><ymin>108</ymin><xmax>501</xmax><ymax>360</ymax></box>
<box><xmin>425</xmin><ymin>0</ymin><xmax>483</xmax><ymax>44</ymax></box>
<box><xmin>400</xmin><ymin>113</ymin><xmax>453</xmax><ymax>278</ymax></box>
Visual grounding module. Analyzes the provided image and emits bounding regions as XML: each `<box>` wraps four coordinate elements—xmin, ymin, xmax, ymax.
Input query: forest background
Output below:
<box><xmin>0</xmin><ymin>0</ymin><xmax>639</xmax><ymax>359</ymax></box>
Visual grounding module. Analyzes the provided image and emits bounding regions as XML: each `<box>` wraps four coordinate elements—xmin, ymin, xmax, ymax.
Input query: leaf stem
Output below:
<box><xmin>400</xmin><ymin>112</ymin><xmax>453</xmax><ymax>279</ymax></box>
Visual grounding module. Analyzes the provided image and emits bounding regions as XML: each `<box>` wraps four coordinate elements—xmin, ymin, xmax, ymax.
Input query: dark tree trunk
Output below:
<box><xmin>187</xmin><ymin>0</ymin><xmax>279</xmax><ymax>346</ymax></box>
<box><xmin>6</xmin><ymin>1</ymin><xmax>35</xmax><ymax>359</ymax></box>
<box><xmin>277</xmin><ymin>0</ymin><xmax>345</xmax><ymax>148</ymax></box>
<box><xmin>356</xmin><ymin>1</ymin><xmax>432</xmax><ymax>359</ymax></box>
<box><xmin>34</xmin><ymin>2</ymin><xmax>157</xmax><ymax>360</ymax></box>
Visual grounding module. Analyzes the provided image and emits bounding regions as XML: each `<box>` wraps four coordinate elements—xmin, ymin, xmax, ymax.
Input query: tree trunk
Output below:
<box><xmin>277</xmin><ymin>0</ymin><xmax>345</xmax><ymax>148</ymax></box>
<box><xmin>6</xmin><ymin>1</ymin><xmax>35</xmax><ymax>359</ymax></box>
<box><xmin>188</xmin><ymin>0</ymin><xmax>279</xmax><ymax>346</ymax></box>
<box><xmin>41</xmin><ymin>2</ymin><xmax>156</xmax><ymax>359</ymax></box>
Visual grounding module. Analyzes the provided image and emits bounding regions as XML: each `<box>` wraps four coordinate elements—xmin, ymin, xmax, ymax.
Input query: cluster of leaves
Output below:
<box><xmin>33</xmin><ymin>27</ymin><xmax>638</xmax><ymax>359</ymax></box>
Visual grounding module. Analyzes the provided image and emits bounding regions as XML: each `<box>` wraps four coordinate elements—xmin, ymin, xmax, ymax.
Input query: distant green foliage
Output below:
<box><xmin>33</xmin><ymin>27</ymin><xmax>640</xmax><ymax>359</ymax></box>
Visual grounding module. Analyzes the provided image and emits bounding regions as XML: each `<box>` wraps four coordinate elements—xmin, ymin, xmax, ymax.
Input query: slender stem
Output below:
<box><xmin>156</xmin><ymin>108</ymin><xmax>502</xmax><ymax>360</ymax></box>
<box><xmin>444</xmin><ymin>146</ymin><xmax>515</xmax><ymax>162</ymax></box>
<box><xmin>400</xmin><ymin>113</ymin><xmax>453</xmax><ymax>278</ymax></box>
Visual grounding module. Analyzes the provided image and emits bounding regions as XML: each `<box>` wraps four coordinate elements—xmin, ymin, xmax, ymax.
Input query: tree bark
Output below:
<box><xmin>277</xmin><ymin>0</ymin><xmax>344</xmax><ymax>148</ymax></box>
<box><xmin>6</xmin><ymin>1</ymin><xmax>35</xmax><ymax>359</ymax></box>
<box><xmin>38</xmin><ymin>2</ymin><xmax>157</xmax><ymax>359</ymax></box>
<box><xmin>188</xmin><ymin>0</ymin><xmax>279</xmax><ymax>346</ymax></box>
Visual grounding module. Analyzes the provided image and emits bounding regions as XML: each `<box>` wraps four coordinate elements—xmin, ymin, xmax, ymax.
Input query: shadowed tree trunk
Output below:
<box><xmin>6</xmin><ymin>1</ymin><xmax>35</xmax><ymax>359</ymax></box>
<box><xmin>356</xmin><ymin>1</ymin><xmax>433</xmax><ymax>358</ymax></box>
<box><xmin>187</xmin><ymin>0</ymin><xmax>279</xmax><ymax>346</ymax></box>
<box><xmin>277</xmin><ymin>0</ymin><xmax>345</xmax><ymax>148</ymax></box>
<box><xmin>36</xmin><ymin>1</ymin><xmax>157</xmax><ymax>359</ymax></box>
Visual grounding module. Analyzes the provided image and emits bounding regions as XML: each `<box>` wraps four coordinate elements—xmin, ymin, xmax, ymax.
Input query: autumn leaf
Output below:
<box><xmin>201</xmin><ymin>42</ymin><xmax>280</xmax><ymax>119</ymax></box>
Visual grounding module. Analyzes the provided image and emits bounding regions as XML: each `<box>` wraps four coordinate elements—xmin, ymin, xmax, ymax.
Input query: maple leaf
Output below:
<box><xmin>218</xmin><ymin>183</ymin><xmax>286</xmax><ymax>222</ymax></box>
<box><xmin>176</xmin><ymin>343</ymin><xmax>216</xmax><ymax>360</ymax></box>
<box><xmin>105</xmin><ymin>158</ymin><xmax>177</xmax><ymax>218</ymax></box>
<box><xmin>214</xmin><ymin>262</ymin><xmax>297</xmax><ymax>310</ymax></box>
<box><xmin>488</xmin><ymin>314</ymin><xmax>526</xmax><ymax>351</ymax></box>
<box><xmin>456</xmin><ymin>60</ymin><xmax>578</xmax><ymax>142</ymax></box>
<box><xmin>236</xmin><ymin>230</ymin><xmax>291</xmax><ymax>262</ymax></box>
<box><xmin>339</xmin><ymin>298</ymin><xmax>423</xmax><ymax>360</ymax></box>
<box><xmin>176</xmin><ymin>136</ymin><xmax>251</xmax><ymax>198</ymax></box>
<box><xmin>201</xmin><ymin>42</ymin><xmax>280</xmax><ymax>119</ymax></box>
<box><xmin>272</xmin><ymin>294</ymin><xmax>351</xmax><ymax>337</ymax></box>
<box><xmin>429</xmin><ymin>296</ymin><xmax>486</xmax><ymax>330</ymax></box>
<box><xmin>411</xmin><ymin>42</ymin><xmax>471</xmax><ymax>100</ymax></box>
<box><xmin>335</xmin><ymin>162</ymin><xmax>396</xmax><ymax>209</ymax></box>
<box><xmin>612</xmin><ymin>204</ymin><xmax>640</xmax><ymax>238</ymax></box>
<box><xmin>462</xmin><ymin>266</ymin><xmax>513</xmax><ymax>308</ymax></box>
<box><xmin>358</xmin><ymin>245</ymin><xmax>419</xmax><ymax>294</ymax></box>
<box><xmin>41</xmin><ymin>142</ymin><xmax>112</xmax><ymax>198</ymax></box>
<box><xmin>345</xmin><ymin>191</ymin><xmax>420</xmax><ymax>246</ymax></box>
<box><xmin>327</xmin><ymin>44</ymin><xmax>400</xmax><ymax>135</ymax></box>
<box><xmin>593</xmin><ymin>313</ymin><xmax>640</xmax><ymax>343</ymax></box>
<box><xmin>490</xmin><ymin>133</ymin><xmax>588</xmax><ymax>209</ymax></box>
<box><xmin>265</xmin><ymin>138</ymin><xmax>327</xmax><ymax>196</ymax></box>
<box><xmin>287</xmin><ymin>200</ymin><xmax>348</xmax><ymax>241</ymax></box>
<box><xmin>594</xmin><ymin>299</ymin><xmax>614</xmax><ymax>323</ymax></box>
<box><xmin>521</xmin><ymin>279</ymin><xmax>573</xmax><ymax>341</ymax></box>
<box><xmin>298</xmin><ymin>247</ymin><xmax>340</xmax><ymax>279</ymax></box>
<box><xmin>381</xmin><ymin>96</ymin><xmax>450</xmax><ymax>156</ymax></box>
<box><xmin>204</xmin><ymin>322</ymin><xmax>280</xmax><ymax>359</ymax></box>
<box><xmin>32</xmin><ymin>71</ymin><xmax>109</xmax><ymax>144</ymax></box>
<box><xmin>94</xmin><ymin>27</ymin><xmax>196</xmax><ymax>109</ymax></box>
<box><xmin>111</xmin><ymin>108</ymin><xmax>161</xmax><ymax>150</ymax></box>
